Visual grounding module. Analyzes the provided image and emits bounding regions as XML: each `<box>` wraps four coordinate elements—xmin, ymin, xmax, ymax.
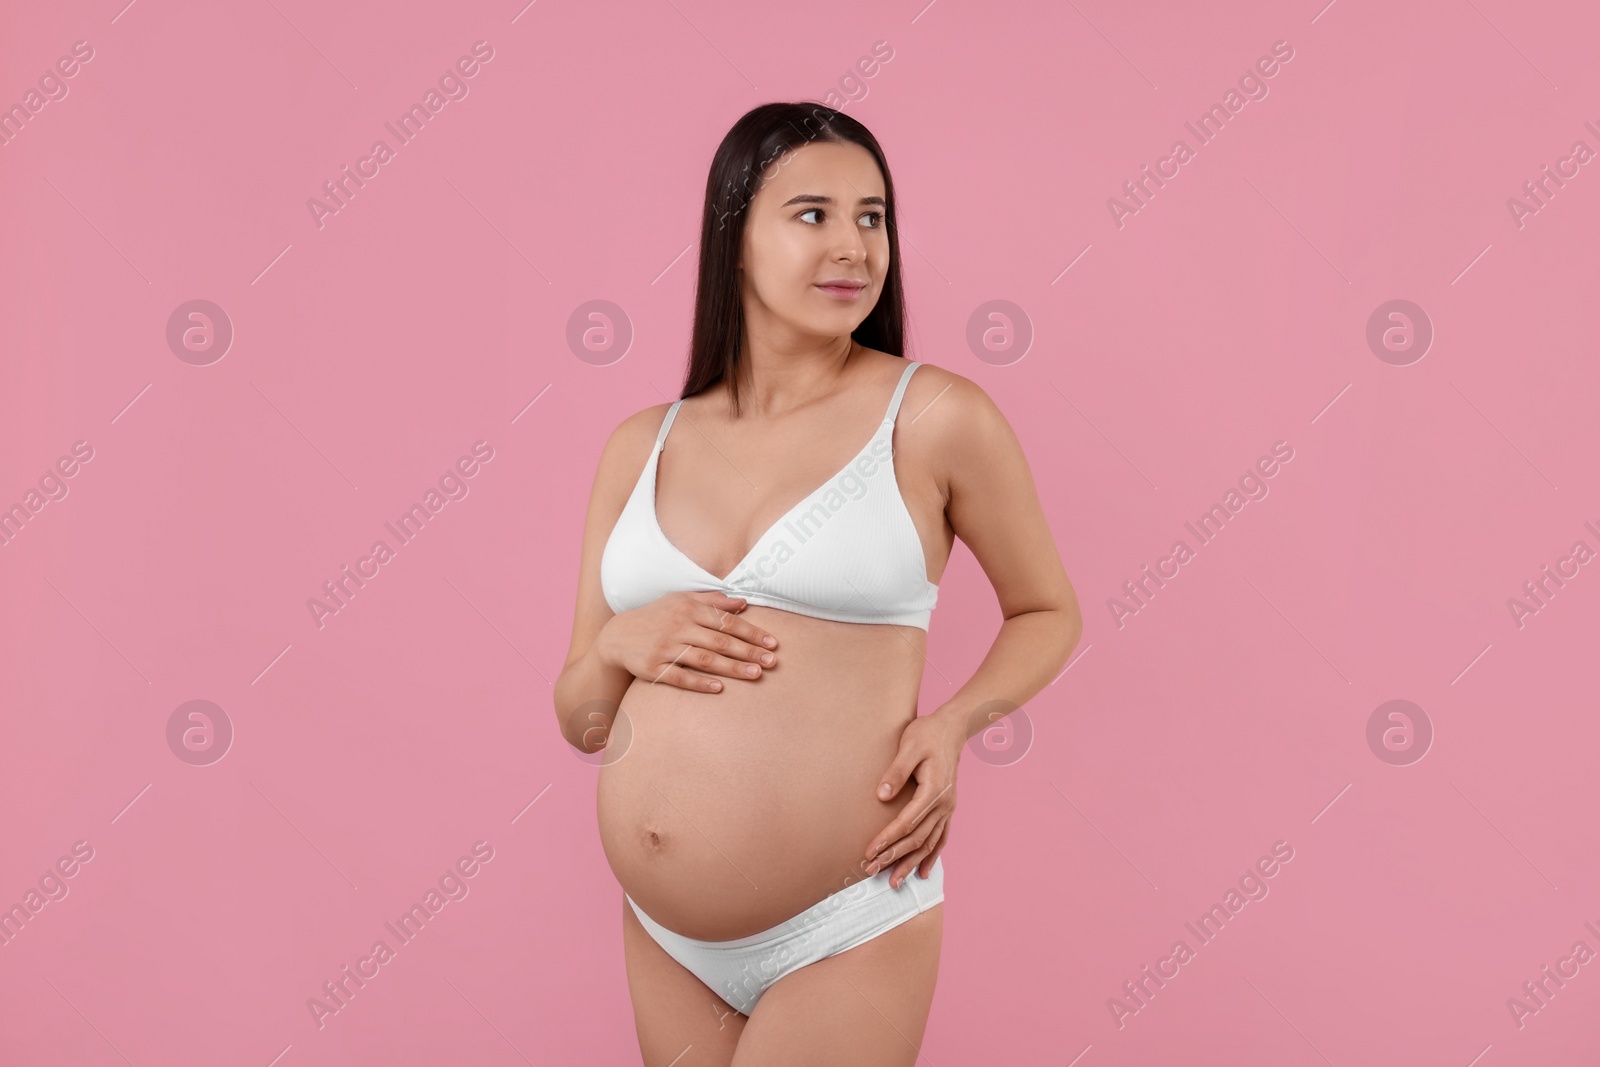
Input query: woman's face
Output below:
<box><xmin>738</xmin><ymin>140</ymin><xmax>890</xmax><ymax>345</ymax></box>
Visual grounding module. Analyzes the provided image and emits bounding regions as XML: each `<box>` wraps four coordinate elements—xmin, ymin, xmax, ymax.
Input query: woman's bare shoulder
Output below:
<box><xmin>897</xmin><ymin>359</ymin><xmax>1007</xmax><ymax>441</ymax></box>
<box><xmin>609</xmin><ymin>398</ymin><xmax>678</xmax><ymax>446</ymax></box>
<box><xmin>590</xmin><ymin>398</ymin><xmax>677</xmax><ymax>497</ymax></box>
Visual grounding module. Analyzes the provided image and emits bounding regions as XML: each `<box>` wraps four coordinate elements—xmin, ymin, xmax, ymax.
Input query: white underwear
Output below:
<box><xmin>626</xmin><ymin>856</ymin><xmax>945</xmax><ymax>1016</ymax></box>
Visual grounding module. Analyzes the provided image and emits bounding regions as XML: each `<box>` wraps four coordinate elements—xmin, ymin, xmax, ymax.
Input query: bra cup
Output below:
<box><xmin>601</xmin><ymin>361</ymin><xmax>939</xmax><ymax>629</ymax></box>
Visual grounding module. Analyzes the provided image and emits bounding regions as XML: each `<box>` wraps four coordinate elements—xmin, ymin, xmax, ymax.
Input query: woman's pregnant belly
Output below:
<box><xmin>596</xmin><ymin>605</ymin><xmax>929</xmax><ymax>942</ymax></box>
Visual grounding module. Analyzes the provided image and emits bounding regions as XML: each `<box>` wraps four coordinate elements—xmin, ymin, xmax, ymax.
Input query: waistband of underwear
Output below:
<box><xmin>627</xmin><ymin>855</ymin><xmax>945</xmax><ymax>950</ymax></box>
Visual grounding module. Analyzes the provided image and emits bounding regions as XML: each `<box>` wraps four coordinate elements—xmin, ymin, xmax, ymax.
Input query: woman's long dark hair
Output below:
<box><xmin>682</xmin><ymin>102</ymin><xmax>908</xmax><ymax>415</ymax></box>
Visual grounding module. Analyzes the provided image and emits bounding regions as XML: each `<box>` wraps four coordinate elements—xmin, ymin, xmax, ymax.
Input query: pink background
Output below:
<box><xmin>4</xmin><ymin>0</ymin><xmax>1599</xmax><ymax>1063</ymax></box>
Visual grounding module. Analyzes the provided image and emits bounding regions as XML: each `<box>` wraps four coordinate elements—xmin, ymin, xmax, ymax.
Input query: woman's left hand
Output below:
<box><xmin>864</xmin><ymin>710</ymin><xmax>967</xmax><ymax>887</ymax></box>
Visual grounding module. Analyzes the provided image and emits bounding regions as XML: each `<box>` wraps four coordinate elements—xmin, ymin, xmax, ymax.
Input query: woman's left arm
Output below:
<box><xmin>865</xmin><ymin>372</ymin><xmax>1083</xmax><ymax>887</ymax></box>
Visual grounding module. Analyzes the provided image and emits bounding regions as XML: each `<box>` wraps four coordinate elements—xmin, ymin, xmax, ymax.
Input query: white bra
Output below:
<box><xmin>600</xmin><ymin>360</ymin><xmax>939</xmax><ymax>629</ymax></box>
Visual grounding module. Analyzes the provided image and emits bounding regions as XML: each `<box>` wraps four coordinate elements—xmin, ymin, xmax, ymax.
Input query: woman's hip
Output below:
<box><xmin>625</xmin><ymin>855</ymin><xmax>947</xmax><ymax>1017</ymax></box>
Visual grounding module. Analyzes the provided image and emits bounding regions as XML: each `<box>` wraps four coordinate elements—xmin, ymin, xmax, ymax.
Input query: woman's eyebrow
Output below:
<box><xmin>780</xmin><ymin>194</ymin><xmax>887</xmax><ymax>207</ymax></box>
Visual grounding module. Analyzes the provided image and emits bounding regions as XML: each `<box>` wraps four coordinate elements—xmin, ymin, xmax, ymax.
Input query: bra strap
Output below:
<box><xmin>655</xmin><ymin>400</ymin><xmax>683</xmax><ymax>451</ymax></box>
<box><xmin>882</xmin><ymin>360</ymin><xmax>921</xmax><ymax>425</ymax></box>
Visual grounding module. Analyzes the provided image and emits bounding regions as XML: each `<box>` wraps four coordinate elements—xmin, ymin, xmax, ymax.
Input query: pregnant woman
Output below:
<box><xmin>555</xmin><ymin>102</ymin><xmax>1081</xmax><ymax>1066</ymax></box>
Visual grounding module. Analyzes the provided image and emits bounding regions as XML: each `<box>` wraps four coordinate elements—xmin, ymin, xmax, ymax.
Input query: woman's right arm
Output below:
<box><xmin>553</xmin><ymin>407</ymin><xmax>779</xmax><ymax>753</ymax></box>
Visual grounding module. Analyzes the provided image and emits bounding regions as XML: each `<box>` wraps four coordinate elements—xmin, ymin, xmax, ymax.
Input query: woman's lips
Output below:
<box><xmin>816</xmin><ymin>283</ymin><xmax>866</xmax><ymax>300</ymax></box>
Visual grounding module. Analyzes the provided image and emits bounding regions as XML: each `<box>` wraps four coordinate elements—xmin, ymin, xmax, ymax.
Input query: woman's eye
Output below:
<box><xmin>799</xmin><ymin>208</ymin><xmax>885</xmax><ymax>228</ymax></box>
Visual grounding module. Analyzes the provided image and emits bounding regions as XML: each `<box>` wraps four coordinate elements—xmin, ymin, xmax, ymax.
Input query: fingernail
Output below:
<box><xmin>760</xmin><ymin>653</ymin><xmax>775</xmax><ymax>665</ymax></box>
<box><xmin>878</xmin><ymin>784</ymin><xmax>891</xmax><ymax>798</ymax></box>
<box><xmin>763</xmin><ymin>636</ymin><xmax>776</xmax><ymax>648</ymax></box>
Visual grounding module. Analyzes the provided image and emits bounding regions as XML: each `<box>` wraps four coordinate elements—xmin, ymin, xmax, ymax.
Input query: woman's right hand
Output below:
<box><xmin>596</xmin><ymin>591</ymin><xmax>778</xmax><ymax>692</ymax></box>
